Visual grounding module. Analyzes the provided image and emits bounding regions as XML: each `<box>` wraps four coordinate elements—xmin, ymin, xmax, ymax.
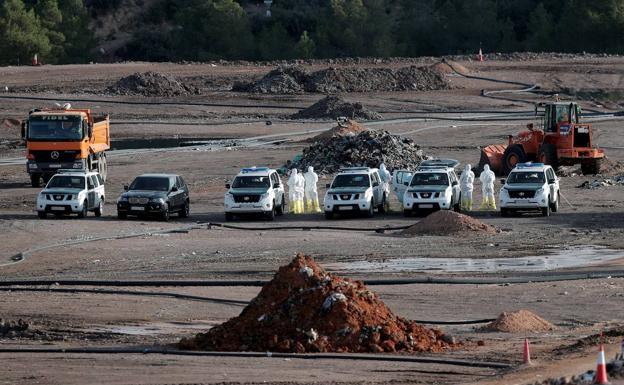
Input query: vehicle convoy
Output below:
<box><xmin>21</xmin><ymin>104</ymin><xmax>110</xmax><ymax>187</ymax></box>
<box><xmin>479</xmin><ymin>101</ymin><xmax>604</xmax><ymax>175</ymax></box>
<box><xmin>117</xmin><ymin>174</ymin><xmax>190</xmax><ymax>221</ymax></box>
<box><xmin>224</xmin><ymin>167</ymin><xmax>285</xmax><ymax>220</ymax></box>
<box><xmin>36</xmin><ymin>170</ymin><xmax>105</xmax><ymax>219</ymax></box>
<box><xmin>323</xmin><ymin>167</ymin><xmax>387</xmax><ymax>219</ymax></box>
<box><xmin>400</xmin><ymin>159</ymin><xmax>461</xmax><ymax>216</ymax></box>
<box><xmin>499</xmin><ymin>162</ymin><xmax>560</xmax><ymax>217</ymax></box>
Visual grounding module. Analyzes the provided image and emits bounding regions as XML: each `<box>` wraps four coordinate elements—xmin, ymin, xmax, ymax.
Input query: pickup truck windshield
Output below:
<box><xmin>410</xmin><ymin>173</ymin><xmax>449</xmax><ymax>186</ymax></box>
<box><xmin>47</xmin><ymin>176</ymin><xmax>85</xmax><ymax>189</ymax></box>
<box><xmin>29</xmin><ymin>116</ymin><xmax>83</xmax><ymax>140</ymax></box>
<box><xmin>232</xmin><ymin>176</ymin><xmax>270</xmax><ymax>188</ymax></box>
<box><xmin>507</xmin><ymin>171</ymin><xmax>545</xmax><ymax>184</ymax></box>
<box><xmin>332</xmin><ymin>174</ymin><xmax>370</xmax><ymax>188</ymax></box>
<box><xmin>130</xmin><ymin>177</ymin><xmax>171</xmax><ymax>191</ymax></box>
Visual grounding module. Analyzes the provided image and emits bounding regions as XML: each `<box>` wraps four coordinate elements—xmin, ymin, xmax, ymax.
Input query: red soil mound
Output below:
<box><xmin>402</xmin><ymin>211</ymin><xmax>498</xmax><ymax>236</ymax></box>
<box><xmin>179</xmin><ymin>254</ymin><xmax>455</xmax><ymax>353</ymax></box>
<box><xmin>479</xmin><ymin>310</ymin><xmax>556</xmax><ymax>333</ymax></box>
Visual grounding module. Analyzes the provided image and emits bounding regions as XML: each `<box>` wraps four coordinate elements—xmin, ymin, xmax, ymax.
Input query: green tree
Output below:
<box><xmin>0</xmin><ymin>0</ymin><xmax>51</xmax><ymax>65</ymax></box>
<box><xmin>526</xmin><ymin>3</ymin><xmax>555</xmax><ymax>51</ymax></box>
<box><xmin>56</xmin><ymin>0</ymin><xmax>95</xmax><ymax>63</ymax></box>
<box><xmin>36</xmin><ymin>0</ymin><xmax>65</xmax><ymax>62</ymax></box>
<box><xmin>294</xmin><ymin>30</ymin><xmax>315</xmax><ymax>58</ymax></box>
<box><xmin>257</xmin><ymin>22</ymin><xmax>295</xmax><ymax>60</ymax></box>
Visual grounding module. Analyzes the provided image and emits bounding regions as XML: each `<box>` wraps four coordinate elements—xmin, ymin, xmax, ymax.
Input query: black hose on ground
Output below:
<box><xmin>205</xmin><ymin>222</ymin><xmax>411</xmax><ymax>232</ymax></box>
<box><xmin>0</xmin><ymin>346</ymin><xmax>511</xmax><ymax>369</ymax></box>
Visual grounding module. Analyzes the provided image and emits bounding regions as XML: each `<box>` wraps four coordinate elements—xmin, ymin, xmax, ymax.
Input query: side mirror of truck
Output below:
<box><xmin>325</xmin><ymin>183</ymin><xmax>331</xmax><ymax>189</ymax></box>
<box><xmin>403</xmin><ymin>182</ymin><xmax>409</xmax><ymax>186</ymax></box>
<box><xmin>171</xmin><ymin>186</ymin><xmax>179</xmax><ymax>192</ymax></box>
<box><xmin>87</xmin><ymin>124</ymin><xmax>93</xmax><ymax>138</ymax></box>
<box><xmin>225</xmin><ymin>183</ymin><xmax>231</xmax><ymax>189</ymax></box>
<box><xmin>548</xmin><ymin>178</ymin><xmax>555</xmax><ymax>184</ymax></box>
<box><xmin>452</xmin><ymin>181</ymin><xmax>458</xmax><ymax>186</ymax></box>
<box><xmin>372</xmin><ymin>182</ymin><xmax>379</xmax><ymax>187</ymax></box>
<box><xmin>500</xmin><ymin>178</ymin><xmax>506</xmax><ymax>184</ymax></box>
<box><xmin>123</xmin><ymin>185</ymin><xmax>129</xmax><ymax>191</ymax></box>
<box><xmin>273</xmin><ymin>183</ymin><xmax>280</xmax><ymax>188</ymax></box>
<box><xmin>20</xmin><ymin>121</ymin><xmax>27</xmax><ymax>139</ymax></box>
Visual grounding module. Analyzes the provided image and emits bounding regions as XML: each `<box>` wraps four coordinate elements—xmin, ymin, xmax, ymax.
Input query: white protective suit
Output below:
<box><xmin>378</xmin><ymin>163</ymin><xmax>391</xmax><ymax>194</ymax></box>
<box><xmin>479</xmin><ymin>164</ymin><xmax>496</xmax><ymax>210</ymax></box>
<box><xmin>288</xmin><ymin>169</ymin><xmax>304</xmax><ymax>214</ymax></box>
<box><xmin>304</xmin><ymin>166</ymin><xmax>321</xmax><ymax>213</ymax></box>
<box><xmin>459</xmin><ymin>164</ymin><xmax>475</xmax><ymax>211</ymax></box>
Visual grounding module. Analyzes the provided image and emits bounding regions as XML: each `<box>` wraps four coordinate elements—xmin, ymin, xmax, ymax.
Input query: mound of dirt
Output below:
<box><xmin>235</xmin><ymin>65</ymin><xmax>450</xmax><ymax>94</ymax></box>
<box><xmin>1</xmin><ymin>118</ymin><xmax>21</xmax><ymax>130</ymax></box>
<box><xmin>402</xmin><ymin>211</ymin><xmax>498</xmax><ymax>236</ymax></box>
<box><xmin>292</xmin><ymin>96</ymin><xmax>382</xmax><ymax>120</ymax></box>
<box><xmin>307</xmin><ymin>119</ymin><xmax>368</xmax><ymax>143</ymax></box>
<box><xmin>179</xmin><ymin>254</ymin><xmax>454</xmax><ymax>353</ymax></box>
<box><xmin>107</xmin><ymin>72</ymin><xmax>196</xmax><ymax>97</ymax></box>
<box><xmin>232</xmin><ymin>66</ymin><xmax>307</xmax><ymax>94</ymax></box>
<box><xmin>479</xmin><ymin>310</ymin><xmax>556</xmax><ymax>333</ymax></box>
<box><xmin>294</xmin><ymin>129</ymin><xmax>427</xmax><ymax>174</ymax></box>
<box><xmin>429</xmin><ymin>60</ymin><xmax>470</xmax><ymax>76</ymax></box>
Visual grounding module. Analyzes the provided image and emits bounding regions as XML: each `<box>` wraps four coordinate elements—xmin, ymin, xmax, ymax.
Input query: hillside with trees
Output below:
<box><xmin>1</xmin><ymin>0</ymin><xmax>623</xmax><ymax>65</ymax></box>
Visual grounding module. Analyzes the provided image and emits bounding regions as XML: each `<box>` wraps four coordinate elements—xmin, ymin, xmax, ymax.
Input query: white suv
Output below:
<box><xmin>36</xmin><ymin>170</ymin><xmax>105</xmax><ymax>219</ymax></box>
<box><xmin>499</xmin><ymin>163</ymin><xmax>559</xmax><ymax>217</ymax></box>
<box><xmin>323</xmin><ymin>167</ymin><xmax>387</xmax><ymax>219</ymax></box>
<box><xmin>224</xmin><ymin>167</ymin><xmax>285</xmax><ymax>220</ymax></box>
<box><xmin>401</xmin><ymin>160</ymin><xmax>461</xmax><ymax>216</ymax></box>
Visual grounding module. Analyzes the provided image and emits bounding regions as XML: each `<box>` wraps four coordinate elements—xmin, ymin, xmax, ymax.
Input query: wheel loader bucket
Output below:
<box><xmin>478</xmin><ymin>144</ymin><xmax>508</xmax><ymax>175</ymax></box>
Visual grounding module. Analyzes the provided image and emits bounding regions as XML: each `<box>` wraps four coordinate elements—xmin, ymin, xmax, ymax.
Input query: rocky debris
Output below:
<box><xmin>429</xmin><ymin>60</ymin><xmax>470</xmax><ymax>76</ymax></box>
<box><xmin>578</xmin><ymin>175</ymin><xmax>624</xmax><ymax>189</ymax></box>
<box><xmin>234</xmin><ymin>65</ymin><xmax>450</xmax><ymax>94</ymax></box>
<box><xmin>307</xmin><ymin>119</ymin><xmax>368</xmax><ymax>143</ymax></box>
<box><xmin>1</xmin><ymin>118</ymin><xmax>21</xmax><ymax>130</ymax></box>
<box><xmin>291</xmin><ymin>96</ymin><xmax>382</xmax><ymax>120</ymax></box>
<box><xmin>478</xmin><ymin>310</ymin><xmax>556</xmax><ymax>333</ymax></box>
<box><xmin>402</xmin><ymin>211</ymin><xmax>498</xmax><ymax>237</ymax></box>
<box><xmin>107</xmin><ymin>72</ymin><xmax>197</xmax><ymax>97</ymax></box>
<box><xmin>179</xmin><ymin>253</ymin><xmax>455</xmax><ymax>353</ymax></box>
<box><xmin>530</xmin><ymin>357</ymin><xmax>624</xmax><ymax>385</ymax></box>
<box><xmin>294</xmin><ymin>129</ymin><xmax>427</xmax><ymax>174</ymax></box>
<box><xmin>0</xmin><ymin>318</ymin><xmax>30</xmax><ymax>338</ymax></box>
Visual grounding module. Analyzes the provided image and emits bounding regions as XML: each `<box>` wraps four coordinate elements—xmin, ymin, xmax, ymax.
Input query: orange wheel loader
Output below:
<box><xmin>478</xmin><ymin>101</ymin><xmax>604</xmax><ymax>175</ymax></box>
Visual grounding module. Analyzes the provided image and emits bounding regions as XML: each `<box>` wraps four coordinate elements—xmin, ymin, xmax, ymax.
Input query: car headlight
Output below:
<box><xmin>150</xmin><ymin>197</ymin><xmax>165</xmax><ymax>203</ymax></box>
<box><xmin>118</xmin><ymin>196</ymin><xmax>128</xmax><ymax>202</ymax></box>
<box><xmin>224</xmin><ymin>193</ymin><xmax>234</xmax><ymax>201</ymax></box>
<box><xmin>536</xmin><ymin>188</ymin><xmax>544</xmax><ymax>195</ymax></box>
<box><xmin>78</xmin><ymin>192</ymin><xmax>86</xmax><ymax>201</ymax></box>
<box><xmin>364</xmin><ymin>189</ymin><xmax>373</xmax><ymax>199</ymax></box>
<box><xmin>260</xmin><ymin>192</ymin><xmax>270</xmax><ymax>200</ymax></box>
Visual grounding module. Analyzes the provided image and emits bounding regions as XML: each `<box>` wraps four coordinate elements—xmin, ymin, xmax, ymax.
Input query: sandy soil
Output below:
<box><xmin>1</xmin><ymin>57</ymin><xmax>624</xmax><ymax>384</ymax></box>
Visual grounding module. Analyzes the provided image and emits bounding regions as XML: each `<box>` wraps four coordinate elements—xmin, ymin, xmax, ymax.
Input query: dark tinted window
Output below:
<box><xmin>29</xmin><ymin>116</ymin><xmax>83</xmax><ymax>140</ymax></box>
<box><xmin>410</xmin><ymin>173</ymin><xmax>449</xmax><ymax>186</ymax></box>
<box><xmin>232</xmin><ymin>176</ymin><xmax>270</xmax><ymax>188</ymax></box>
<box><xmin>129</xmin><ymin>176</ymin><xmax>171</xmax><ymax>191</ymax></box>
<box><xmin>331</xmin><ymin>174</ymin><xmax>370</xmax><ymax>188</ymax></box>
<box><xmin>47</xmin><ymin>175</ymin><xmax>85</xmax><ymax>189</ymax></box>
<box><xmin>508</xmin><ymin>171</ymin><xmax>546</xmax><ymax>184</ymax></box>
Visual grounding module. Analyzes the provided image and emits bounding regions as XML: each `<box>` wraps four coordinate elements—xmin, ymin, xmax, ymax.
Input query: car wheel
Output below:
<box><xmin>225</xmin><ymin>212</ymin><xmax>234</xmax><ymax>221</ymax></box>
<box><xmin>453</xmin><ymin>196</ymin><xmax>461</xmax><ymax>212</ymax></box>
<box><xmin>77</xmin><ymin>202</ymin><xmax>87</xmax><ymax>218</ymax></box>
<box><xmin>30</xmin><ymin>174</ymin><xmax>41</xmax><ymax>188</ymax></box>
<box><xmin>501</xmin><ymin>208</ymin><xmax>509</xmax><ymax>217</ymax></box>
<box><xmin>179</xmin><ymin>201</ymin><xmax>190</xmax><ymax>218</ymax></box>
<box><xmin>265</xmin><ymin>202</ymin><xmax>276</xmax><ymax>221</ymax></box>
<box><xmin>403</xmin><ymin>209</ymin><xmax>412</xmax><ymax>217</ymax></box>
<box><xmin>378</xmin><ymin>194</ymin><xmax>387</xmax><ymax>214</ymax></box>
<box><xmin>38</xmin><ymin>211</ymin><xmax>46</xmax><ymax>219</ymax></box>
<box><xmin>366</xmin><ymin>200</ymin><xmax>374</xmax><ymax>218</ymax></box>
<box><xmin>550</xmin><ymin>193</ymin><xmax>559</xmax><ymax>213</ymax></box>
<box><xmin>117</xmin><ymin>211</ymin><xmax>127</xmax><ymax>220</ymax></box>
<box><xmin>324</xmin><ymin>211</ymin><xmax>334</xmax><ymax>220</ymax></box>
<box><xmin>94</xmin><ymin>200</ymin><xmax>104</xmax><ymax>217</ymax></box>
<box><xmin>160</xmin><ymin>204</ymin><xmax>170</xmax><ymax>222</ymax></box>
<box><xmin>541</xmin><ymin>201</ymin><xmax>550</xmax><ymax>217</ymax></box>
<box><xmin>276</xmin><ymin>195</ymin><xmax>285</xmax><ymax>216</ymax></box>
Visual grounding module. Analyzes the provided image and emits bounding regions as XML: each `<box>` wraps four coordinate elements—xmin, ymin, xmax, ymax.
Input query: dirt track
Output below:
<box><xmin>1</xmin><ymin>57</ymin><xmax>624</xmax><ymax>384</ymax></box>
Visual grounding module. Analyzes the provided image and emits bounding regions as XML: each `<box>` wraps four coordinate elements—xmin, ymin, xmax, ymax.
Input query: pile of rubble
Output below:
<box><xmin>578</xmin><ymin>175</ymin><xmax>624</xmax><ymax>189</ymax></box>
<box><xmin>179</xmin><ymin>254</ymin><xmax>455</xmax><ymax>353</ymax></box>
<box><xmin>307</xmin><ymin>119</ymin><xmax>368</xmax><ymax>142</ymax></box>
<box><xmin>478</xmin><ymin>310</ymin><xmax>556</xmax><ymax>333</ymax></box>
<box><xmin>0</xmin><ymin>318</ymin><xmax>30</xmax><ymax>338</ymax></box>
<box><xmin>402</xmin><ymin>211</ymin><xmax>498</xmax><ymax>236</ymax></box>
<box><xmin>233</xmin><ymin>65</ymin><xmax>450</xmax><ymax>94</ymax></box>
<box><xmin>293</xmin><ymin>129</ymin><xmax>427</xmax><ymax>174</ymax></box>
<box><xmin>291</xmin><ymin>96</ymin><xmax>381</xmax><ymax>120</ymax></box>
<box><xmin>107</xmin><ymin>72</ymin><xmax>197</xmax><ymax>97</ymax></box>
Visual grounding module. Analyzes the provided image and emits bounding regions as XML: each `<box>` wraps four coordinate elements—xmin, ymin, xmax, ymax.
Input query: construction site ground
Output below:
<box><xmin>1</xmin><ymin>56</ymin><xmax>624</xmax><ymax>384</ymax></box>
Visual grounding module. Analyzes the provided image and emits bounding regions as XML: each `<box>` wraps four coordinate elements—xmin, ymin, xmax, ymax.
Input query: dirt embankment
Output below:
<box><xmin>402</xmin><ymin>211</ymin><xmax>499</xmax><ymax>236</ymax></box>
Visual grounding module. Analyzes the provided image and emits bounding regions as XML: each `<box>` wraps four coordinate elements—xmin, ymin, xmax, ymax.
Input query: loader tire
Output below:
<box><xmin>538</xmin><ymin>144</ymin><xmax>559</xmax><ymax>172</ymax></box>
<box><xmin>502</xmin><ymin>144</ymin><xmax>526</xmax><ymax>175</ymax></box>
<box><xmin>581</xmin><ymin>158</ymin><xmax>602</xmax><ymax>175</ymax></box>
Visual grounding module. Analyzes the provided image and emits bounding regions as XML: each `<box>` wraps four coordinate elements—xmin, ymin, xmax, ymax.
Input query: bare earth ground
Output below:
<box><xmin>0</xmin><ymin>57</ymin><xmax>624</xmax><ymax>384</ymax></box>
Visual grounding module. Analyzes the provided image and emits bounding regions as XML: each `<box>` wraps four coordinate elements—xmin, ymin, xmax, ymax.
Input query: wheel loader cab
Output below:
<box><xmin>544</xmin><ymin>103</ymin><xmax>580</xmax><ymax>133</ymax></box>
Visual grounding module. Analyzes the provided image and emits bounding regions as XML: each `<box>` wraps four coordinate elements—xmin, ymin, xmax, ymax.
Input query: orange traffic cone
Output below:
<box><xmin>594</xmin><ymin>344</ymin><xmax>609</xmax><ymax>384</ymax></box>
<box><xmin>523</xmin><ymin>337</ymin><xmax>532</xmax><ymax>365</ymax></box>
<box><xmin>478</xmin><ymin>48</ymin><xmax>484</xmax><ymax>62</ymax></box>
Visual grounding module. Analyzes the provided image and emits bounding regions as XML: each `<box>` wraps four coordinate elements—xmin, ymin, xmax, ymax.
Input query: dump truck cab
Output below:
<box><xmin>23</xmin><ymin>106</ymin><xmax>110</xmax><ymax>187</ymax></box>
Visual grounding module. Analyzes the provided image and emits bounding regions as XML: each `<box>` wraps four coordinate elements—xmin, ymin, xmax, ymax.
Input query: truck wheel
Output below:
<box><xmin>179</xmin><ymin>201</ymin><xmax>190</xmax><ymax>218</ymax></box>
<box><xmin>100</xmin><ymin>154</ymin><xmax>108</xmax><ymax>181</ymax></box>
<box><xmin>38</xmin><ymin>211</ymin><xmax>47</xmax><ymax>219</ymax></box>
<box><xmin>581</xmin><ymin>158</ymin><xmax>602</xmax><ymax>175</ymax></box>
<box><xmin>502</xmin><ymin>144</ymin><xmax>526</xmax><ymax>175</ymax></box>
<box><xmin>94</xmin><ymin>200</ymin><xmax>104</xmax><ymax>217</ymax></box>
<box><xmin>78</xmin><ymin>202</ymin><xmax>87</xmax><ymax>218</ymax></box>
<box><xmin>538</xmin><ymin>144</ymin><xmax>559</xmax><ymax>172</ymax></box>
<box><xmin>30</xmin><ymin>174</ymin><xmax>41</xmax><ymax>188</ymax></box>
<box><xmin>225</xmin><ymin>212</ymin><xmax>234</xmax><ymax>221</ymax></box>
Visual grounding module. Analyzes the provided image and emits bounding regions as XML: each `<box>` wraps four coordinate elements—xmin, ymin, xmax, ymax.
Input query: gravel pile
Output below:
<box><xmin>478</xmin><ymin>310</ymin><xmax>556</xmax><ymax>333</ymax></box>
<box><xmin>0</xmin><ymin>318</ymin><xmax>30</xmax><ymax>337</ymax></box>
<box><xmin>307</xmin><ymin>119</ymin><xmax>368</xmax><ymax>142</ymax></box>
<box><xmin>578</xmin><ymin>176</ymin><xmax>624</xmax><ymax>189</ymax></box>
<box><xmin>107</xmin><ymin>72</ymin><xmax>197</xmax><ymax>96</ymax></box>
<box><xmin>402</xmin><ymin>211</ymin><xmax>498</xmax><ymax>236</ymax></box>
<box><xmin>179</xmin><ymin>254</ymin><xmax>455</xmax><ymax>353</ymax></box>
<box><xmin>293</xmin><ymin>129</ymin><xmax>427</xmax><ymax>174</ymax></box>
<box><xmin>291</xmin><ymin>96</ymin><xmax>381</xmax><ymax>120</ymax></box>
<box><xmin>234</xmin><ymin>65</ymin><xmax>450</xmax><ymax>94</ymax></box>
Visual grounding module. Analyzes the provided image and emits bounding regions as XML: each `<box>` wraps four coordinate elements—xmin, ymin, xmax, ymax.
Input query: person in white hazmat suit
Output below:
<box><xmin>459</xmin><ymin>164</ymin><xmax>475</xmax><ymax>211</ymax></box>
<box><xmin>378</xmin><ymin>163</ymin><xmax>391</xmax><ymax>211</ymax></box>
<box><xmin>479</xmin><ymin>164</ymin><xmax>496</xmax><ymax>210</ymax></box>
<box><xmin>304</xmin><ymin>166</ymin><xmax>322</xmax><ymax>213</ymax></box>
<box><xmin>287</xmin><ymin>169</ymin><xmax>304</xmax><ymax>214</ymax></box>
